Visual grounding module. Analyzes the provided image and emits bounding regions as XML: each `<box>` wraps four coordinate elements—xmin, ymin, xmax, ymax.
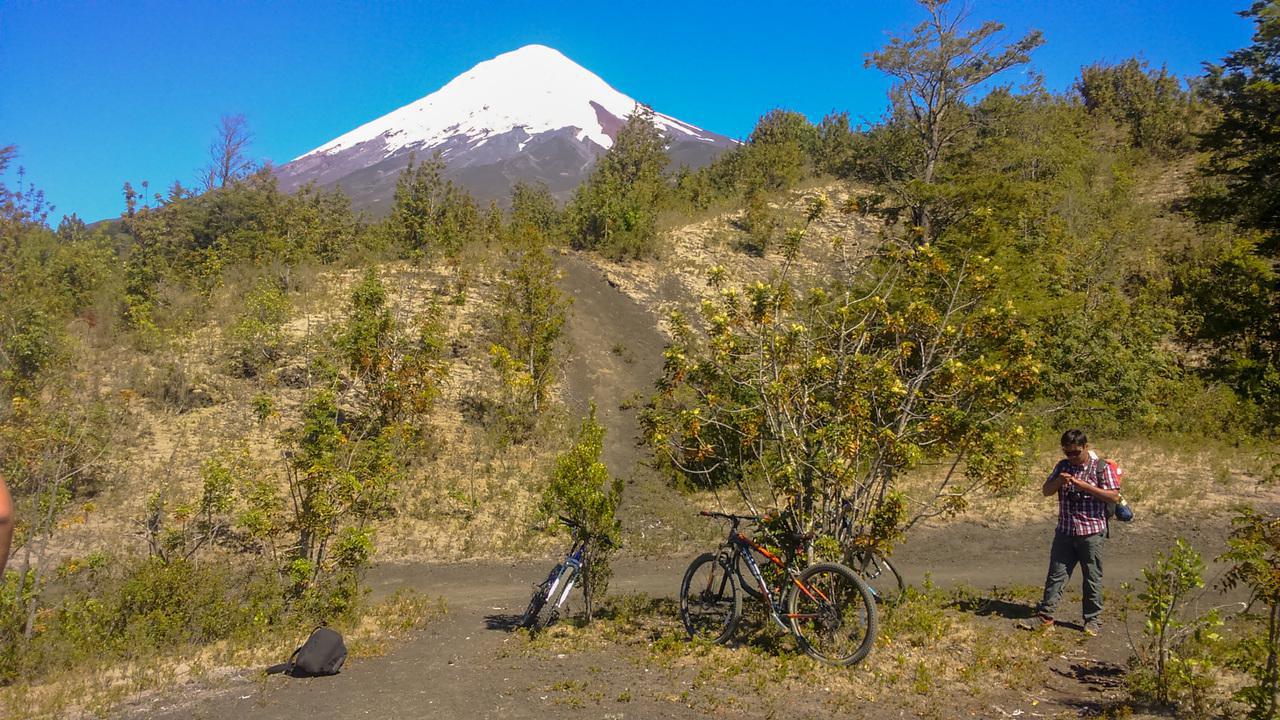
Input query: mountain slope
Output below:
<box><xmin>276</xmin><ymin>45</ymin><xmax>736</xmax><ymax>212</ymax></box>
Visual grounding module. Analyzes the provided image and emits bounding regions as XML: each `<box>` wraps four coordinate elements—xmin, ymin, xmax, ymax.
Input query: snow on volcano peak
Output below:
<box><xmin>277</xmin><ymin>45</ymin><xmax>735</xmax><ymax>212</ymax></box>
<box><xmin>299</xmin><ymin>44</ymin><xmax>708</xmax><ymax>160</ymax></box>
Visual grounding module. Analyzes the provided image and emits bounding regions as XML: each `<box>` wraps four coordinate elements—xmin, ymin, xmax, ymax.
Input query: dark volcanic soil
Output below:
<box><xmin>115</xmin><ymin>514</ymin><xmax>1254</xmax><ymax>720</ymax></box>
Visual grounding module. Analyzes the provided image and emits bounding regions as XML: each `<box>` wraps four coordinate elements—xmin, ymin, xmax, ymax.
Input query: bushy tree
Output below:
<box><xmin>339</xmin><ymin>268</ymin><xmax>448</xmax><ymax>428</ymax></box>
<box><xmin>540</xmin><ymin>405</ymin><xmax>622</xmax><ymax>622</ymax></box>
<box><xmin>1173</xmin><ymin>231</ymin><xmax>1278</xmax><ymax>428</ymax></box>
<box><xmin>1</xmin><ymin>389</ymin><xmax>118</xmax><ymax>639</ymax></box>
<box><xmin>866</xmin><ymin>0</ymin><xmax>1043</xmax><ymax>240</ymax></box>
<box><xmin>387</xmin><ymin>154</ymin><xmax>481</xmax><ymax>259</ymax></box>
<box><xmin>1184</xmin><ymin>1</ymin><xmax>1280</xmax><ymax>429</ymax></box>
<box><xmin>567</xmin><ymin>107</ymin><xmax>669</xmax><ymax>259</ymax></box>
<box><xmin>224</xmin><ymin>277</ymin><xmax>291</xmax><ymax>377</ymax></box>
<box><xmin>815</xmin><ymin>111</ymin><xmax>860</xmax><ymax>178</ymax></box>
<box><xmin>739</xmin><ymin>109</ymin><xmax>818</xmax><ymax>193</ymax></box>
<box><xmin>645</xmin><ymin>210</ymin><xmax>1039</xmax><ymax>549</ymax></box>
<box><xmin>508</xmin><ymin>181</ymin><xmax>559</xmax><ymax>240</ymax></box>
<box><xmin>488</xmin><ymin>243</ymin><xmax>571</xmax><ymax>418</ymax></box>
<box><xmin>277</xmin><ymin>269</ymin><xmax>446</xmax><ymax>615</ymax></box>
<box><xmin>1196</xmin><ymin>1</ymin><xmax>1280</xmax><ymax>243</ymax></box>
<box><xmin>1077</xmin><ymin>58</ymin><xmax>1197</xmax><ymax>156</ymax></box>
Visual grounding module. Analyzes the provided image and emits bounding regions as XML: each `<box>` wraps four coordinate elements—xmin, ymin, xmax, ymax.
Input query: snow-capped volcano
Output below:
<box><xmin>276</xmin><ymin>45</ymin><xmax>735</xmax><ymax>212</ymax></box>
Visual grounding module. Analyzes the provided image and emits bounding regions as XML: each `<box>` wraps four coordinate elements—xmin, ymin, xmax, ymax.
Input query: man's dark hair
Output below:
<box><xmin>1060</xmin><ymin>429</ymin><xmax>1088</xmax><ymax>446</ymax></box>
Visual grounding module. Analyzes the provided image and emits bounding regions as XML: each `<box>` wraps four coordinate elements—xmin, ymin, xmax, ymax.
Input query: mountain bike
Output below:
<box><xmin>680</xmin><ymin>511</ymin><xmax>878</xmax><ymax>666</ymax></box>
<box><xmin>518</xmin><ymin>516</ymin><xmax>613</xmax><ymax>631</ymax></box>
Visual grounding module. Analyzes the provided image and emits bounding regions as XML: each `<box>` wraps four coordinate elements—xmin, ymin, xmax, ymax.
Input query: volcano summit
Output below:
<box><xmin>276</xmin><ymin>44</ymin><xmax>735</xmax><ymax>213</ymax></box>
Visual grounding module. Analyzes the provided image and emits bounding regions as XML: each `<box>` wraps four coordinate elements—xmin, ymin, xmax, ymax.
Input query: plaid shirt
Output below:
<box><xmin>1051</xmin><ymin>458</ymin><xmax>1119</xmax><ymax>536</ymax></box>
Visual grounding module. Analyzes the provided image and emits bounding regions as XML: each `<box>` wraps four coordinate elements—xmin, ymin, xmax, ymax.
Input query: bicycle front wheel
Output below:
<box><xmin>680</xmin><ymin>552</ymin><xmax>741</xmax><ymax>644</ymax></box>
<box><xmin>848</xmin><ymin>548</ymin><xmax>905</xmax><ymax>605</ymax></box>
<box><xmin>787</xmin><ymin>562</ymin><xmax>878</xmax><ymax>666</ymax></box>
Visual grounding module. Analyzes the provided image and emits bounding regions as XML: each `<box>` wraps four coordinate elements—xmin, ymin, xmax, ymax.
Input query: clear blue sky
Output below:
<box><xmin>0</xmin><ymin>0</ymin><xmax>1256</xmax><ymax>222</ymax></box>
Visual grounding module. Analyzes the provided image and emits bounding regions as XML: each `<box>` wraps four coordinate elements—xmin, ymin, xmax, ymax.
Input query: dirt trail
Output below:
<box><xmin>116</xmin><ymin>514</ymin><xmax>1253</xmax><ymax>720</ymax></box>
<box><xmin>556</xmin><ymin>253</ymin><xmax>696</xmax><ymax>551</ymax></box>
<box><xmin>120</xmin><ymin>558</ymin><xmax>697</xmax><ymax>720</ymax></box>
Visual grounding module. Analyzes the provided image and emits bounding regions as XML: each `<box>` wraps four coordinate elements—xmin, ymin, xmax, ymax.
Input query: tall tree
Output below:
<box><xmin>567</xmin><ymin>106</ymin><xmax>669</xmax><ymax>259</ymax></box>
<box><xmin>202</xmin><ymin>113</ymin><xmax>256</xmax><ymax>191</ymax></box>
<box><xmin>1076</xmin><ymin>58</ymin><xmax>1197</xmax><ymax>156</ymax></box>
<box><xmin>1182</xmin><ymin>1</ymin><xmax>1280</xmax><ymax>428</ymax></box>
<box><xmin>387</xmin><ymin>154</ymin><xmax>478</xmax><ymax>258</ymax></box>
<box><xmin>508</xmin><ymin>181</ymin><xmax>559</xmax><ymax>240</ymax></box>
<box><xmin>489</xmin><ymin>244</ymin><xmax>571</xmax><ymax>415</ymax></box>
<box><xmin>866</xmin><ymin>0</ymin><xmax>1043</xmax><ymax>240</ymax></box>
<box><xmin>1197</xmin><ymin>0</ymin><xmax>1280</xmax><ymax>246</ymax></box>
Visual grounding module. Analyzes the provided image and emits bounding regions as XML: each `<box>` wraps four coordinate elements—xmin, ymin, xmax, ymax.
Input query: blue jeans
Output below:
<box><xmin>1035</xmin><ymin>530</ymin><xmax>1105</xmax><ymax>623</ymax></box>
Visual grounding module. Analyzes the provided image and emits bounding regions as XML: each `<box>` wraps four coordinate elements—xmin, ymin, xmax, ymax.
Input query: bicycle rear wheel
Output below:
<box><xmin>680</xmin><ymin>552</ymin><xmax>741</xmax><ymax>644</ymax></box>
<box><xmin>519</xmin><ymin>564</ymin><xmax>558</xmax><ymax>629</ymax></box>
<box><xmin>787</xmin><ymin>562</ymin><xmax>878</xmax><ymax>666</ymax></box>
<box><xmin>848</xmin><ymin>548</ymin><xmax>905</xmax><ymax>605</ymax></box>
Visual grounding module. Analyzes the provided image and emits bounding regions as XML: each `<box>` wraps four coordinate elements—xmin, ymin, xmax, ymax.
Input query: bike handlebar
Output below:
<box><xmin>557</xmin><ymin>516</ymin><xmax>620</xmax><ymax>549</ymax></box>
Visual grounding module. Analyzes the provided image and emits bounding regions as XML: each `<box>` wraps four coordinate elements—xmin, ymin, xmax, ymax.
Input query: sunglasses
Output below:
<box><xmin>1062</xmin><ymin>447</ymin><xmax>1086</xmax><ymax>457</ymax></box>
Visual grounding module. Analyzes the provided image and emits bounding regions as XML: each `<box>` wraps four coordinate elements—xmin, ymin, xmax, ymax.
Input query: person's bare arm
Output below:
<box><xmin>1042</xmin><ymin>466</ymin><xmax>1069</xmax><ymax>496</ymax></box>
<box><xmin>0</xmin><ymin>474</ymin><xmax>12</xmax><ymax>577</ymax></box>
<box><xmin>1064</xmin><ymin>474</ymin><xmax>1120</xmax><ymax>504</ymax></box>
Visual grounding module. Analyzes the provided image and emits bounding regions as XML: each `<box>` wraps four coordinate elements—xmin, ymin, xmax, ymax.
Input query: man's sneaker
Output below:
<box><xmin>1017</xmin><ymin>614</ymin><xmax>1055</xmax><ymax>631</ymax></box>
<box><xmin>1083</xmin><ymin>620</ymin><xmax>1101</xmax><ymax>637</ymax></box>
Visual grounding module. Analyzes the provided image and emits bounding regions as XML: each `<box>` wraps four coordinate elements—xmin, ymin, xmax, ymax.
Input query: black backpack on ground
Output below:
<box><xmin>288</xmin><ymin>626</ymin><xmax>347</xmax><ymax>676</ymax></box>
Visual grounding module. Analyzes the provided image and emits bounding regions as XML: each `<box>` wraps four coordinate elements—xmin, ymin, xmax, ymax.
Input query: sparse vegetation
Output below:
<box><xmin>1</xmin><ymin>0</ymin><xmax>1279</xmax><ymax>716</ymax></box>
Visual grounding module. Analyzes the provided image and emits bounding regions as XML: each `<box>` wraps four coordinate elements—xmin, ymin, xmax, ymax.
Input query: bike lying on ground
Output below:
<box><xmin>680</xmin><ymin>511</ymin><xmax>878</xmax><ymax>666</ymax></box>
<box><xmin>519</xmin><ymin>515</ymin><xmax>613</xmax><ymax>631</ymax></box>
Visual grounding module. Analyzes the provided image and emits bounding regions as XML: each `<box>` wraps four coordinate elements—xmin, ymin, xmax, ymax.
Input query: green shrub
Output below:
<box><xmin>1125</xmin><ymin>539</ymin><xmax>1224</xmax><ymax>713</ymax></box>
<box><xmin>0</xmin><ymin>554</ymin><xmax>287</xmax><ymax>684</ymax></box>
<box><xmin>1220</xmin><ymin>507</ymin><xmax>1280</xmax><ymax>719</ymax></box>
<box><xmin>225</xmin><ymin>277</ymin><xmax>290</xmax><ymax>377</ymax></box>
<box><xmin>540</xmin><ymin>405</ymin><xmax>623</xmax><ymax>623</ymax></box>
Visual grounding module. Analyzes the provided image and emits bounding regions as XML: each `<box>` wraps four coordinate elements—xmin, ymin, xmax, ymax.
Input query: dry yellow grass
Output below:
<box><xmin>582</xmin><ymin>181</ymin><xmax>883</xmax><ymax>340</ymax></box>
<box><xmin>515</xmin><ymin>587</ymin><xmax>1074</xmax><ymax>718</ymax></box>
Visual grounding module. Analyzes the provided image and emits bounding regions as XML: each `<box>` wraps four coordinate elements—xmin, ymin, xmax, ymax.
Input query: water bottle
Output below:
<box><xmin>1114</xmin><ymin>496</ymin><xmax>1134</xmax><ymax>522</ymax></box>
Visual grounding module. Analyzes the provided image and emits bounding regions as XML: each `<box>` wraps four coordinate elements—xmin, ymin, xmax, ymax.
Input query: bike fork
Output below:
<box><xmin>552</xmin><ymin>561</ymin><xmax>580</xmax><ymax>609</ymax></box>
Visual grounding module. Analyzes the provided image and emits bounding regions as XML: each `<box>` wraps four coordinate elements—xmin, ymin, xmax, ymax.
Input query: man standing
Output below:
<box><xmin>0</xmin><ymin>473</ymin><xmax>11</xmax><ymax>576</ymax></box>
<box><xmin>1028</xmin><ymin>429</ymin><xmax>1119</xmax><ymax>636</ymax></box>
